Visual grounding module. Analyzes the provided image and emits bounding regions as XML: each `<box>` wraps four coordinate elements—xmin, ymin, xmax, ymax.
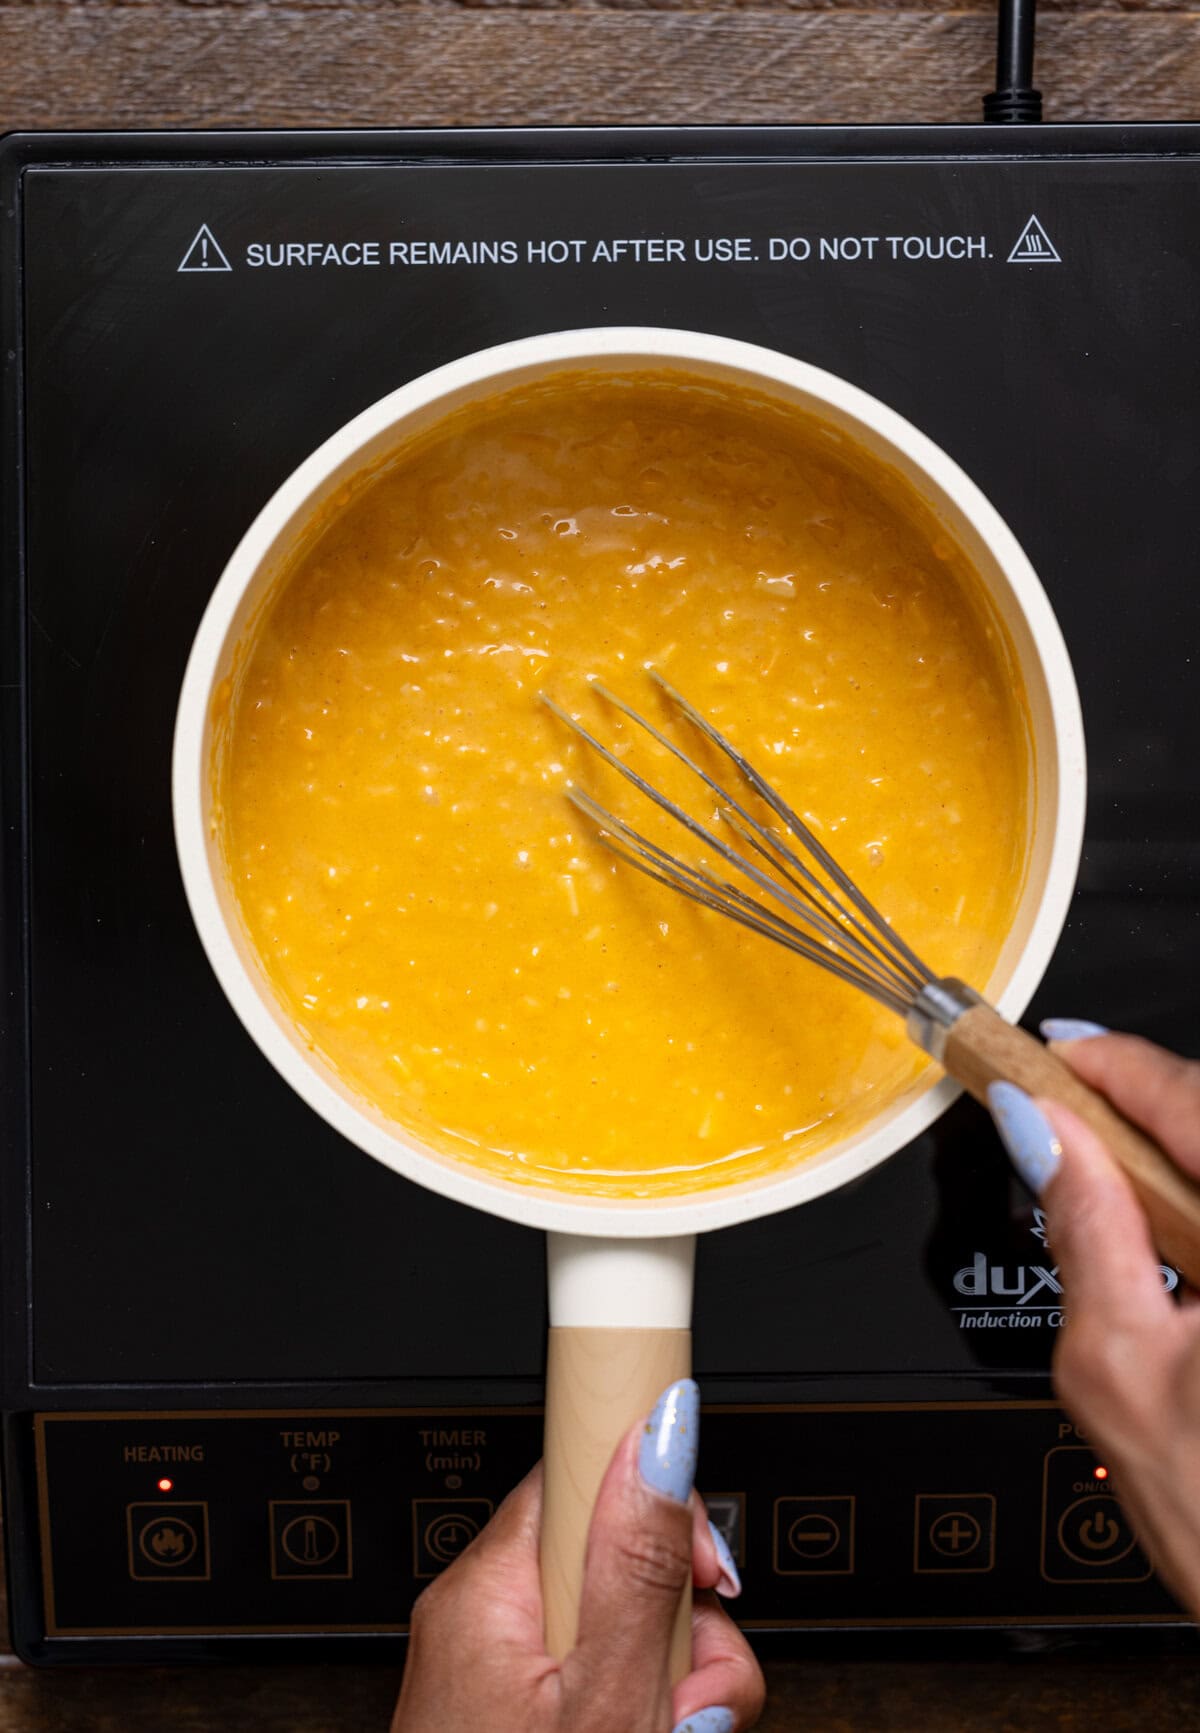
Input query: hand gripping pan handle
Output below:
<box><xmin>541</xmin><ymin>1234</ymin><xmax>696</xmax><ymax>1683</ymax></box>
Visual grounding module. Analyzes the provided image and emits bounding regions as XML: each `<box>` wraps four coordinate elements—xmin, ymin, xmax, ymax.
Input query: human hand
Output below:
<box><xmin>391</xmin><ymin>1380</ymin><xmax>764</xmax><ymax>1733</ymax></box>
<box><xmin>988</xmin><ymin>1023</ymin><xmax>1200</xmax><ymax>1618</ymax></box>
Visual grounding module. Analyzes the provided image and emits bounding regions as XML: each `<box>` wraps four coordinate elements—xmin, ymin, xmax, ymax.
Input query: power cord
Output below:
<box><xmin>983</xmin><ymin>0</ymin><xmax>1043</xmax><ymax>123</ymax></box>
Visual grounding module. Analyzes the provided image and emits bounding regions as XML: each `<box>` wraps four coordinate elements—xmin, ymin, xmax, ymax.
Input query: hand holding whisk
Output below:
<box><xmin>543</xmin><ymin>673</ymin><xmax>1200</xmax><ymax>1283</ymax></box>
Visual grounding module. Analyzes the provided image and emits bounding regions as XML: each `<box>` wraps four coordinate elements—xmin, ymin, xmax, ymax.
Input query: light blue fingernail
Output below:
<box><xmin>988</xmin><ymin>1081</ymin><xmax>1062</xmax><ymax>1195</ymax></box>
<box><xmin>1041</xmin><ymin>1018</ymin><xmax>1108</xmax><ymax>1042</ymax></box>
<box><xmin>671</xmin><ymin>1710</ymin><xmax>735</xmax><ymax>1733</ymax></box>
<box><xmin>639</xmin><ymin>1378</ymin><xmax>700</xmax><ymax>1504</ymax></box>
<box><xmin>707</xmin><ymin>1518</ymin><xmax>742</xmax><ymax>1598</ymax></box>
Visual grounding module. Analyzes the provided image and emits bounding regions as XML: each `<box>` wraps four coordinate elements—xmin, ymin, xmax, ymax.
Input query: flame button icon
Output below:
<box><xmin>127</xmin><ymin>1505</ymin><xmax>209</xmax><ymax>1580</ymax></box>
<box><xmin>150</xmin><ymin>1524</ymin><xmax>189</xmax><ymax>1559</ymax></box>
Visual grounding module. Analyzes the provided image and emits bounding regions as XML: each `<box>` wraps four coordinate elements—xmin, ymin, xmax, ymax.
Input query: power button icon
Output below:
<box><xmin>1041</xmin><ymin>1446</ymin><xmax>1151</xmax><ymax>1584</ymax></box>
<box><xmin>1057</xmin><ymin>1496</ymin><xmax>1136</xmax><ymax>1567</ymax></box>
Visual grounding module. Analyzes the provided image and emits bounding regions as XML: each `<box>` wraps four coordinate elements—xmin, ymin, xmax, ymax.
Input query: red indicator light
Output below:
<box><xmin>1094</xmin><ymin>1466</ymin><xmax>1109</xmax><ymax>1481</ymax></box>
<box><xmin>157</xmin><ymin>1478</ymin><xmax>174</xmax><ymax>1493</ymax></box>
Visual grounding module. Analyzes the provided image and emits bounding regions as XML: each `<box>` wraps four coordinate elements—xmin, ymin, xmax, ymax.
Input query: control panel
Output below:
<box><xmin>32</xmin><ymin>1403</ymin><xmax>1181</xmax><ymax>1638</ymax></box>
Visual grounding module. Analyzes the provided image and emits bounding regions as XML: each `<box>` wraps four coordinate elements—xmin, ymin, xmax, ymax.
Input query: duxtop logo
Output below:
<box><xmin>950</xmin><ymin>1211</ymin><xmax>1177</xmax><ymax>1330</ymax></box>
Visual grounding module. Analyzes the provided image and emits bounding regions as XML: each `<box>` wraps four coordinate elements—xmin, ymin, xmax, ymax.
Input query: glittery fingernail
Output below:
<box><xmin>638</xmin><ymin>1378</ymin><xmax>699</xmax><ymax>1504</ymax></box>
<box><xmin>671</xmin><ymin>1710</ymin><xmax>735</xmax><ymax>1733</ymax></box>
<box><xmin>707</xmin><ymin>1519</ymin><xmax>742</xmax><ymax>1598</ymax></box>
<box><xmin>1041</xmin><ymin>1018</ymin><xmax>1108</xmax><ymax>1042</ymax></box>
<box><xmin>988</xmin><ymin>1080</ymin><xmax>1062</xmax><ymax>1196</ymax></box>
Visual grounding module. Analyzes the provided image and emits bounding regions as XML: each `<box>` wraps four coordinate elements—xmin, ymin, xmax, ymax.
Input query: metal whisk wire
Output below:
<box><xmin>540</xmin><ymin>674</ymin><xmax>938</xmax><ymax>1016</ymax></box>
<box><xmin>542</xmin><ymin>685</ymin><xmax>1200</xmax><ymax>1291</ymax></box>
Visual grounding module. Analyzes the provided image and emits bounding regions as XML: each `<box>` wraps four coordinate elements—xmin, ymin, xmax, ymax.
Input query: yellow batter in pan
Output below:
<box><xmin>218</xmin><ymin>372</ymin><xmax>1030</xmax><ymax>1196</ymax></box>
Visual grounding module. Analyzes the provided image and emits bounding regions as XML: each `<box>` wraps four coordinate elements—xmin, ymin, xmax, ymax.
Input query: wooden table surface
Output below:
<box><xmin>2</xmin><ymin>1</ymin><xmax>1198</xmax><ymax>1725</ymax></box>
<box><xmin>0</xmin><ymin>0</ymin><xmax>1198</xmax><ymax>129</ymax></box>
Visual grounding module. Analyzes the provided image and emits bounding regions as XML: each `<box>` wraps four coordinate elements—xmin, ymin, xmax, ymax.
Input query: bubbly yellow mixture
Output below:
<box><xmin>220</xmin><ymin>373</ymin><xmax>1030</xmax><ymax>1196</ymax></box>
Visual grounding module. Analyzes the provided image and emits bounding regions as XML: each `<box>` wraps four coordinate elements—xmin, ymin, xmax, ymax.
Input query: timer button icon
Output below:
<box><xmin>412</xmin><ymin>1499</ymin><xmax>495</xmax><ymax>1579</ymax></box>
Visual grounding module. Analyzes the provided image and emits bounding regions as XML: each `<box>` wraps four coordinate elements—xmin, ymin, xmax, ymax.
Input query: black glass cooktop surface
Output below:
<box><xmin>4</xmin><ymin>128</ymin><xmax>1199</xmax><ymax>1403</ymax></box>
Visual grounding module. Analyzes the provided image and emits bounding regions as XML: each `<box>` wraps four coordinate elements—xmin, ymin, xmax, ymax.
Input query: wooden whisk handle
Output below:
<box><xmin>943</xmin><ymin>1003</ymin><xmax>1200</xmax><ymax>1285</ymax></box>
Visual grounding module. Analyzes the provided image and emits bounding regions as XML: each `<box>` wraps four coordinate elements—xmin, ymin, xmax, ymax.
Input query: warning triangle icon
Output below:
<box><xmin>177</xmin><ymin>223</ymin><xmax>232</xmax><ymax>273</ymax></box>
<box><xmin>1007</xmin><ymin>215</ymin><xmax>1061</xmax><ymax>265</ymax></box>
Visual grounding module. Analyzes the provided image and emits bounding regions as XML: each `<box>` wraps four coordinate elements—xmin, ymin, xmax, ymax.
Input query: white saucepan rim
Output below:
<box><xmin>173</xmin><ymin>326</ymin><xmax>1087</xmax><ymax>1239</ymax></box>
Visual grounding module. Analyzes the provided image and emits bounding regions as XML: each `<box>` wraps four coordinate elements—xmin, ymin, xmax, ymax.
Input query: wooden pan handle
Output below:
<box><xmin>944</xmin><ymin>1002</ymin><xmax>1200</xmax><ymax>1282</ymax></box>
<box><xmin>541</xmin><ymin>1324</ymin><xmax>693</xmax><ymax>1680</ymax></box>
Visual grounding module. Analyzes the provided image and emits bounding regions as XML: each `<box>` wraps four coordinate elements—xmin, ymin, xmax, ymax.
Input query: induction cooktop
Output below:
<box><xmin>2</xmin><ymin>125</ymin><xmax>1199</xmax><ymax>1664</ymax></box>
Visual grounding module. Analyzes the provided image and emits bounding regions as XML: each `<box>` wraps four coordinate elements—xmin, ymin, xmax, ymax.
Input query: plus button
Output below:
<box><xmin>915</xmin><ymin>1495</ymin><xmax>995</xmax><ymax>1573</ymax></box>
<box><xmin>935</xmin><ymin>1515</ymin><xmax>978</xmax><ymax>1553</ymax></box>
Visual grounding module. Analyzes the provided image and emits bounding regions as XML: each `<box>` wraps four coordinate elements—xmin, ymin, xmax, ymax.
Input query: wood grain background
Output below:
<box><xmin>0</xmin><ymin>0</ymin><xmax>1198</xmax><ymax>132</ymax></box>
<box><xmin>2</xmin><ymin>0</ymin><xmax>1199</xmax><ymax>1724</ymax></box>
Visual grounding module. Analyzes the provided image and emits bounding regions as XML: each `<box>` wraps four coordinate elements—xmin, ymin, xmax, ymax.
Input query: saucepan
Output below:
<box><xmin>172</xmin><ymin>328</ymin><xmax>1086</xmax><ymax>1672</ymax></box>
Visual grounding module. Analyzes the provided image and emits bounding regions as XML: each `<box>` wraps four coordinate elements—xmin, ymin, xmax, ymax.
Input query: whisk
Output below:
<box><xmin>542</xmin><ymin>673</ymin><xmax>1200</xmax><ymax>1281</ymax></box>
